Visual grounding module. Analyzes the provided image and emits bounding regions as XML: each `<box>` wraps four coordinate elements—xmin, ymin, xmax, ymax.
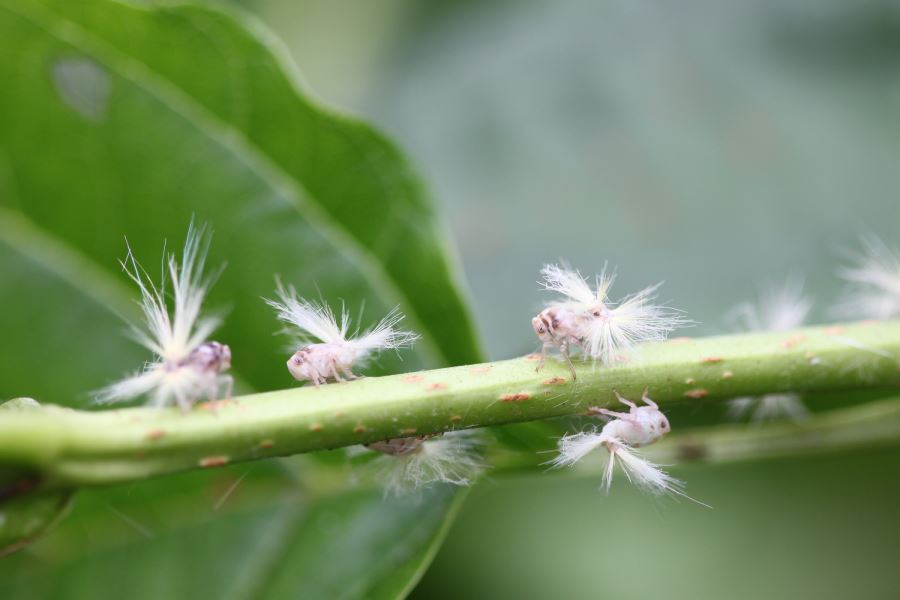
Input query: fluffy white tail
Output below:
<box><xmin>264</xmin><ymin>279</ymin><xmax>348</xmax><ymax>344</ymax></box>
<box><xmin>583</xmin><ymin>284</ymin><xmax>686</xmax><ymax>364</ymax></box>
<box><xmin>351</xmin><ymin>307</ymin><xmax>420</xmax><ymax>355</ymax></box>
<box><xmin>123</xmin><ymin>222</ymin><xmax>220</xmax><ymax>362</ymax></box>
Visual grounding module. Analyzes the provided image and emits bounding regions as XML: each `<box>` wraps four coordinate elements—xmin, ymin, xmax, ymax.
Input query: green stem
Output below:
<box><xmin>650</xmin><ymin>394</ymin><xmax>900</xmax><ymax>466</ymax></box>
<box><xmin>1</xmin><ymin>320</ymin><xmax>899</xmax><ymax>488</ymax></box>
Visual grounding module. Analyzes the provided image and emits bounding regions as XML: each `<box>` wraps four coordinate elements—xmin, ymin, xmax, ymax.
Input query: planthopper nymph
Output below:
<box><xmin>533</xmin><ymin>263</ymin><xmax>687</xmax><ymax>379</ymax></box>
<box><xmin>264</xmin><ymin>280</ymin><xmax>419</xmax><ymax>386</ymax></box>
<box><xmin>95</xmin><ymin>223</ymin><xmax>232</xmax><ymax>411</ymax></box>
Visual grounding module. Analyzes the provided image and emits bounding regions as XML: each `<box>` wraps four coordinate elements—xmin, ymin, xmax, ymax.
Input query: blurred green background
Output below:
<box><xmin>3</xmin><ymin>0</ymin><xmax>900</xmax><ymax>597</ymax></box>
<box><xmin>237</xmin><ymin>1</ymin><xmax>900</xmax><ymax>598</ymax></box>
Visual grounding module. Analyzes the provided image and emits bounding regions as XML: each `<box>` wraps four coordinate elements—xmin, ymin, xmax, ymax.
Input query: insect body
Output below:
<box><xmin>532</xmin><ymin>304</ymin><xmax>585</xmax><ymax>379</ymax></box>
<box><xmin>265</xmin><ymin>281</ymin><xmax>419</xmax><ymax>386</ymax></box>
<box><xmin>287</xmin><ymin>342</ymin><xmax>360</xmax><ymax>385</ymax></box>
<box><xmin>95</xmin><ymin>224</ymin><xmax>232</xmax><ymax>411</ymax></box>
<box><xmin>588</xmin><ymin>390</ymin><xmax>670</xmax><ymax>447</ymax></box>
<box><xmin>366</xmin><ymin>435</ymin><xmax>429</xmax><ymax>457</ymax></box>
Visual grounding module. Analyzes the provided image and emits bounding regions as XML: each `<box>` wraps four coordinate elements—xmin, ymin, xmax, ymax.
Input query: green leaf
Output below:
<box><xmin>0</xmin><ymin>399</ymin><xmax>73</xmax><ymax>558</ymax></box>
<box><xmin>0</xmin><ymin>0</ymin><xmax>482</xmax><ymax>407</ymax></box>
<box><xmin>0</xmin><ymin>461</ymin><xmax>466</xmax><ymax>600</ymax></box>
<box><xmin>0</xmin><ymin>491</ymin><xmax>73</xmax><ymax>559</ymax></box>
<box><xmin>0</xmin><ymin>0</ymin><xmax>480</xmax><ymax>594</ymax></box>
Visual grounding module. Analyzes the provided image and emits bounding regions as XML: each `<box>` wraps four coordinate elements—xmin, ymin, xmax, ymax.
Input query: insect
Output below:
<box><xmin>95</xmin><ymin>223</ymin><xmax>232</xmax><ymax>411</ymax></box>
<box><xmin>550</xmin><ymin>390</ymin><xmax>706</xmax><ymax>505</ymax></box>
<box><xmin>367</xmin><ymin>431</ymin><xmax>484</xmax><ymax>496</ymax></box>
<box><xmin>726</xmin><ymin>279</ymin><xmax>810</xmax><ymax>422</ymax></box>
<box><xmin>835</xmin><ymin>235</ymin><xmax>900</xmax><ymax>320</ymax></box>
<box><xmin>264</xmin><ymin>280</ymin><xmax>419</xmax><ymax>386</ymax></box>
<box><xmin>534</xmin><ymin>264</ymin><xmax>686</xmax><ymax>378</ymax></box>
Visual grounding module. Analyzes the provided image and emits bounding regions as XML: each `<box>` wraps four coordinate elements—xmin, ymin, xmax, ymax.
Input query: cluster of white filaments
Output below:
<box><xmin>835</xmin><ymin>235</ymin><xmax>900</xmax><ymax>320</ymax></box>
<box><xmin>95</xmin><ymin>224</ymin><xmax>232</xmax><ymax>411</ymax></box>
<box><xmin>551</xmin><ymin>391</ymin><xmax>705</xmax><ymax>504</ymax></box>
<box><xmin>264</xmin><ymin>280</ymin><xmax>419</xmax><ymax>386</ymax></box>
<box><xmin>367</xmin><ymin>431</ymin><xmax>484</xmax><ymax>496</ymax></box>
<box><xmin>532</xmin><ymin>264</ymin><xmax>686</xmax><ymax>378</ymax></box>
<box><xmin>726</xmin><ymin>279</ymin><xmax>811</xmax><ymax>422</ymax></box>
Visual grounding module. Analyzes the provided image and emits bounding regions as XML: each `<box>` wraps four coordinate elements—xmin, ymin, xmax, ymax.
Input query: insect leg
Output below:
<box><xmin>339</xmin><ymin>364</ymin><xmax>359</xmax><ymax>380</ymax></box>
<box><xmin>613</xmin><ymin>391</ymin><xmax>637</xmax><ymax>409</ymax></box>
<box><xmin>328</xmin><ymin>360</ymin><xmax>346</xmax><ymax>383</ymax></box>
<box><xmin>174</xmin><ymin>390</ymin><xmax>192</xmax><ymax>413</ymax></box>
<box><xmin>535</xmin><ymin>343</ymin><xmax>549</xmax><ymax>373</ymax></box>
<box><xmin>560</xmin><ymin>341</ymin><xmax>577</xmax><ymax>381</ymax></box>
<box><xmin>640</xmin><ymin>388</ymin><xmax>658</xmax><ymax>408</ymax></box>
<box><xmin>588</xmin><ymin>407</ymin><xmax>632</xmax><ymax>420</ymax></box>
<box><xmin>220</xmin><ymin>374</ymin><xmax>234</xmax><ymax>399</ymax></box>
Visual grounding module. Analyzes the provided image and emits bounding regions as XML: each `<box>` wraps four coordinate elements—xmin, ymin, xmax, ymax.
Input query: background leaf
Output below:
<box><xmin>0</xmin><ymin>459</ymin><xmax>466</xmax><ymax>600</ymax></box>
<box><xmin>0</xmin><ymin>0</ymin><xmax>482</xmax><ymax>594</ymax></box>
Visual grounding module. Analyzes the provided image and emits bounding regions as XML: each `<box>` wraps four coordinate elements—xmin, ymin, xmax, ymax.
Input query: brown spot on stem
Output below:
<box><xmin>449</xmin><ymin>415</ymin><xmax>463</xmax><ymax>423</ymax></box>
<box><xmin>781</xmin><ymin>334</ymin><xmax>807</xmax><ymax>349</ymax></box>
<box><xmin>404</xmin><ymin>374</ymin><xmax>425</xmax><ymax>383</ymax></box>
<box><xmin>258</xmin><ymin>439</ymin><xmax>274</xmax><ymax>449</ymax></box>
<box><xmin>684</xmin><ymin>388</ymin><xmax>709</xmax><ymax>399</ymax></box>
<box><xmin>677</xmin><ymin>442</ymin><xmax>708</xmax><ymax>461</ymax></box>
<box><xmin>543</xmin><ymin>377</ymin><xmax>567</xmax><ymax>385</ymax></box>
<box><xmin>825</xmin><ymin>326</ymin><xmax>845</xmax><ymax>336</ymax></box>
<box><xmin>146</xmin><ymin>429</ymin><xmax>165</xmax><ymax>441</ymax></box>
<box><xmin>353</xmin><ymin>425</ymin><xmax>367</xmax><ymax>434</ymax></box>
<box><xmin>470</xmin><ymin>366</ymin><xmax>492</xmax><ymax>374</ymax></box>
<box><xmin>525</xmin><ymin>353</ymin><xmax>542</xmax><ymax>361</ymax></box>
<box><xmin>701</xmin><ymin>356</ymin><xmax>723</xmax><ymax>364</ymax></box>
<box><xmin>199</xmin><ymin>456</ymin><xmax>229</xmax><ymax>468</ymax></box>
<box><xmin>669</xmin><ymin>337</ymin><xmax>692</xmax><ymax>344</ymax></box>
<box><xmin>426</xmin><ymin>383</ymin><xmax>447</xmax><ymax>391</ymax></box>
<box><xmin>721</xmin><ymin>371</ymin><xmax>734</xmax><ymax>379</ymax></box>
<box><xmin>335</xmin><ymin>411</ymin><xmax>346</xmax><ymax>418</ymax></box>
<box><xmin>400</xmin><ymin>428</ymin><xmax>417</xmax><ymax>435</ymax></box>
<box><xmin>500</xmin><ymin>392</ymin><xmax>530</xmax><ymax>403</ymax></box>
<box><xmin>309</xmin><ymin>423</ymin><xmax>323</xmax><ymax>432</ymax></box>
<box><xmin>858</xmin><ymin>319</ymin><xmax>878</xmax><ymax>326</ymax></box>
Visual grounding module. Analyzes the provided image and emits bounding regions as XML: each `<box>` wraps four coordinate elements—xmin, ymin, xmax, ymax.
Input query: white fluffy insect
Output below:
<box><xmin>367</xmin><ymin>431</ymin><xmax>484</xmax><ymax>496</ymax></box>
<box><xmin>533</xmin><ymin>264</ymin><xmax>686</xmax><ymax>377</ymax></box>
<box><xmin>835</xmin><ymin>235</ymin><xmax>900</xmax><ymax>320</ymax></box>
<box><xmin>264</xmin><ymin>281</ymin><xmax>419</xmax><ymax>386</ymax></box>
<box><xmin>726</xmin><ymin>279</ymin><xmax>811</xmax><ymax>422</ymax></box>
<box><xmin>95</xmin><ymin>224</ymin><xmax>232</xmax><ymax>411</ymax></box>
<box><xmin>550</xmin><ymin>391</ymin><xmax>704</xmax><ymax>504</ymax></box>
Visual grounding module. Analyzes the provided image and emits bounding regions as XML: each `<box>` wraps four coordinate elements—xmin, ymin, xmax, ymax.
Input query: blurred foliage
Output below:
<box><xmin>0</xmin><ymin>459</ymin><xmax>464</xmax><ymax>599</ymax></box>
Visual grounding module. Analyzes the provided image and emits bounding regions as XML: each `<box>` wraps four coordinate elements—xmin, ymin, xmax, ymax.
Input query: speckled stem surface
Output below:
<box><xmin>1</xmin><ymin>320</ymin><xmax>898</xmax><ymax>487</ymax></box>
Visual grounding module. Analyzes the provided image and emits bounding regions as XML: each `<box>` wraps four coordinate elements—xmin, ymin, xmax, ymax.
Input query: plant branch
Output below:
<box><xmin>650</xmin><ymin>394</ymin><xmax>900</xmax><ymax>466</ymax></box>
<box><xmin>1</xmin><ymin>320</ymin><xmax>899</xmax><ymax>488</ymax></box>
